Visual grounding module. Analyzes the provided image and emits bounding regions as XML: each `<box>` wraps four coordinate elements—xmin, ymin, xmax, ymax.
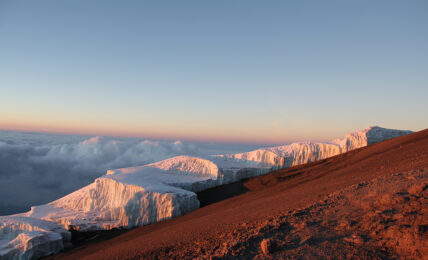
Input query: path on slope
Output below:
<box><xmin>51</xmin><ymin>129</ymin><xmax>428</xmax><ymax>260</ymax></box>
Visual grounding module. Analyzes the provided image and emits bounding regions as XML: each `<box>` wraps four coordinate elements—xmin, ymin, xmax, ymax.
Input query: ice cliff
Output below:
<box><xmin>0</xmin><ymin>126</ymin><xmax>413</xmax><ymax>259</ymax></box>
<box><xmin>332</xmin><ymin>126</ymin><xmax>413</xmax><ymax>152</ymax></box>
<box><xmin>0</xmin><ymin>216</ymin><xmax>70</xmax><ymax>260</ymax></box>
<box><xmin>18</xmin><ymin>156</ymin><xmax>271</xmax><ymax>231</ymax></box>
<box><xmin>217</xmin><ymin>126</ymin><xmax>413</xmax><ymax>167</ymax></box>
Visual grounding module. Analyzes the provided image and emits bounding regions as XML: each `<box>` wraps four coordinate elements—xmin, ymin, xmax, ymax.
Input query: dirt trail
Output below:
<box><xmin>50</xmin><ymin>129</ymin><xmax>428</xmax><ymax>259</ymax></box>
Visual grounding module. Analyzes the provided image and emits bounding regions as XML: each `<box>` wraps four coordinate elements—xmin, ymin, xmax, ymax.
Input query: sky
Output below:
<box><xmin>0</xmin><ymin>0</ymin><xmax>427</xmax><ymax>144</ymax></box>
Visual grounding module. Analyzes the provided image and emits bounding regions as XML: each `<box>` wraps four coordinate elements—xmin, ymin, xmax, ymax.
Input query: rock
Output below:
<box><xmin>344</xmin><ymin>234</ymin><xmax>364</xmax><ymax>245</ymax></box>
<box><xmin>408</xmin><ymin>182</ymin><xmax>427</xmax><ymax>196</ymax></box>
<box><xmin>260</xmin><ymin>238</ymin><xmax>275</xmax><ymax>255</ymax></box>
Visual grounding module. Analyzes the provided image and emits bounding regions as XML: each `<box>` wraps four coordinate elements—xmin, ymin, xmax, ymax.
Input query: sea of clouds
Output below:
<box><xmin>0</xmin><ymin>130</ymin><xmax>262</xmax><ymax>215</ymax></box>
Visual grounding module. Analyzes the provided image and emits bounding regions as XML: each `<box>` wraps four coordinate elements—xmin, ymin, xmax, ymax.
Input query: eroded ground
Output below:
<box><xmin>200</xmin><ymin>169</ymin><xmax>427</xmax><ymax>259</ymax></box>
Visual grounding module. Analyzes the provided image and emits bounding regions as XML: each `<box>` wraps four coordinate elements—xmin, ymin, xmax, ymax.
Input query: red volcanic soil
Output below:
<box><xmin>50</xmin><ymin>129</ymin><xmax>428</xmax><ymax>259</ymax></box>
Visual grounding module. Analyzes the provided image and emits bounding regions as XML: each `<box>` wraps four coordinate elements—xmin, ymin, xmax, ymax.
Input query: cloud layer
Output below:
<box><xmin>0</xmin><ymin>131</ymin><xmax>257</xmax><ymax>215</ymax></box>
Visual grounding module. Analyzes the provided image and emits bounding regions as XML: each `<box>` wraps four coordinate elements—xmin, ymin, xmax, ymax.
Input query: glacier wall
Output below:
<box><xmin>23</xmin><ymin>180</ymin><xmax>199</xmax><ymax>231</ymax></box>
<box><xmin>218</xmin><ymin>126</ymin><xmax>413</xmax><ymax>167</ymax></box>
<box><xmin>0</xmin><ymin>216</ymin><xmax>70</xmax><ymax>260</ymax></box>
<box><xmin>20</xmin><ymin>156</ymin><xmax>271</xmax><ymax>231</ymax></box>
<box><xmin>334</xmin><ymin>126</ymin><xmax>413</xmax><ymax>152</ymax></box>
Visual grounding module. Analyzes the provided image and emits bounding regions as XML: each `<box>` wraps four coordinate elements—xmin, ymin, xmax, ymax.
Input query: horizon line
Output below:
<box><xmin>0</xmin><ymin>125</ymin><xmax>310</xmax><ymax>146</ymax></box>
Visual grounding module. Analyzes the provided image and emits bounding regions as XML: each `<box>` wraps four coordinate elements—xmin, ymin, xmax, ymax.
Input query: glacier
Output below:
<box><xmin>18</xmin><ymin>156</ymin><xmax>272</xmax><ymax>231</ymax></box>
<box><xmin>0</xmin><ymin>126</ymin><xmax>413</xmax><ymax>259</ymax></box>
<box><xmin>0</xmin><ymin>216</ymin><xmax>70</xmax><ymax>260</ymax></box>
<box><xmin>217</xmin><ymin>126</ymin><xmax>413</xmax><ymax>167</ymax></box>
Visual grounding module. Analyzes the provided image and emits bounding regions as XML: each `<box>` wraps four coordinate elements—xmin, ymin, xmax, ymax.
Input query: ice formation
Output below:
<box><xmin>332</xmin><ymin>126</ymin><xmax>413</xmax><ymax>152</ymax></box>
<box><xmin>0</xmin><ymin>126</ymin><xmax>413</xmax><ymax>259</ymax></box>
<box><xmin>217</xmin><ymin>126</ymin><xmax>413</xmax><ymax>167</ymax></box>
<box><xmin>19</xmin><ymin>156</ymin><xmax>271</xmax><ymax>231</ymax></box>
<box><xmin>0</xmin><ymin>216</ymin><xmax>70</xmax><ymax>260</ymax></box>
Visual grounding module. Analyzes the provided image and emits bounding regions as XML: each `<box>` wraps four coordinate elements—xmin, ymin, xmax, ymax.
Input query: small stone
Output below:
<box><xmin>344</xmin><ymin>234</ymin><xmax>364</xmax><ymax>245</ymax></box>
<box><xmin>260</xmin><ymin>238</ymin><xmax>275</xmax><ymax>255</ymax></box>
<box><xmin>408</xmin><ymin>183</ymin><xmax>427</xmax><ymax>196</ymax></box>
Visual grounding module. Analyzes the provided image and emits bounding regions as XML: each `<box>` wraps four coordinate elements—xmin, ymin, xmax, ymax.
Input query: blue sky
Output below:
<box><xmin>0</xmin><ymin>0</ymin><xmax>427</xmax><ymax>143</ymax></box>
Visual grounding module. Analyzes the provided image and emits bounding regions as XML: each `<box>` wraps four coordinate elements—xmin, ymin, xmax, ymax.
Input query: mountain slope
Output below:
<box><xmin>51</xmin><ymin>128</ymin><xmax>428</xmax><ymax>259</ymax></box>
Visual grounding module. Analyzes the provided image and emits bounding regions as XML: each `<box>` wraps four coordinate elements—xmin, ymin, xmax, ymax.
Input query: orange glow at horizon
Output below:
<box><xmin>0</xmin><ymin>117</ymin><xmax>337</xmax><ymax>145</ymax></box>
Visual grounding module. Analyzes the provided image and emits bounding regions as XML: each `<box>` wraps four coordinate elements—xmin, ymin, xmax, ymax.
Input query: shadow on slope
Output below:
<box><xmin>197</xmin><ymin>179</ymin><xmax>250</xmax><ymax>207</ymax></box>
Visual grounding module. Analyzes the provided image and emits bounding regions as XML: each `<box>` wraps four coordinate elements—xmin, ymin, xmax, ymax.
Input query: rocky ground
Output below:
<box><xmin>195</xmin><ymin>169</ymin><xmax>427</xmax><ymax>259</ymax></box>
